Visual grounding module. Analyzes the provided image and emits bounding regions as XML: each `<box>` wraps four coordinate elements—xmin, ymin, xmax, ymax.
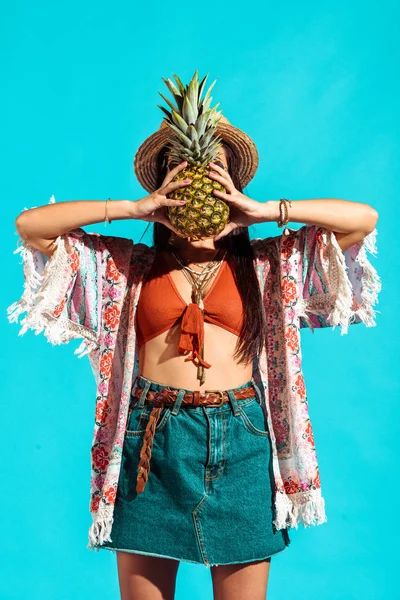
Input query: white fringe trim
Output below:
<box><xmin>274</xmin><ymin>488</ymin><xmax>328</xmax><ymax>530</ymax></box>
<box><xmin>348</xmin><ymin>228</ymin><xmax>381</xmax><ymax>327</ymax></box>
<box><xmin>7</xmin><ymin>195</ymin><xmax>99</xmax><ymax>356</ymax></box>
<box><xmin>87</xmin><ymin>505</ymin><xmax>115</xmax><ymax>551</ymax></box>
<box><xmin>297</xmin><ymin>228</ymin><xmax>382</xmax><ymax>334</ymax></box>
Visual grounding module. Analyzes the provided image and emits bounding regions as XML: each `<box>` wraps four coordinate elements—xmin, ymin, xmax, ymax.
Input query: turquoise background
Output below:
<box><xmin>2</xmin><ymin>1</ymin><xmax>398</xmax><ymax>599</ymax></box>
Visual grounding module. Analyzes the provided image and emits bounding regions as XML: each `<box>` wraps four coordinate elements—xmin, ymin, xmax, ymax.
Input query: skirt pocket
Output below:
<box><xmin>126</xmin><ymin>402</ymin><xmax>172</xmax><ymax>437</ymax></box>
<box><xmin>237</xmin><ymin>398</ymin><xmax>270</xmax><ymax>437</ymax></box>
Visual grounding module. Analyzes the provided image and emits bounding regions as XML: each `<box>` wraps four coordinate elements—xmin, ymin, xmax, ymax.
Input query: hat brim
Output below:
<box><xmin>133</xmin><ymin>119</ymin><xmax>259</xmax><ymax>193</ymax></box>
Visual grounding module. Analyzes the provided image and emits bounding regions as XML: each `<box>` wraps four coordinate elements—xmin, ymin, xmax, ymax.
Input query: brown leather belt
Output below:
<box><xmin>132</xmin><ymin>384</ymin><xmax>256</xmax><ymax>494</ymax></box>
<box><xmin>132</xmin><ymin>384</ymin><xmax>256</xmax><ymax>408</ymax></box>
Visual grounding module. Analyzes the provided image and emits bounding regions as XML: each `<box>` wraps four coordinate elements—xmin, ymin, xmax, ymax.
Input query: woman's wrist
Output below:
<box><xmin>126</xmin><ymin>199</ymin><xmax>141</xmax><ymax>219</ymax></box>
<box><xmin>262</xmin><ymin>200</ymin><xmax>280</xmax><ymax>222</ymax></box>
<box><xmin>108</xmin><ymin>200</ymin><xmax>139</xmax><ymax>220</ymax></box>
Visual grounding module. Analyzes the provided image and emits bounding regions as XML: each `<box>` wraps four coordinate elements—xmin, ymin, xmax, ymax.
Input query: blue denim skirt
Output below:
<box><xmin>99</xmin><ymin>374</ymin><xmax>291</xmax><ymax>567</ymax></box>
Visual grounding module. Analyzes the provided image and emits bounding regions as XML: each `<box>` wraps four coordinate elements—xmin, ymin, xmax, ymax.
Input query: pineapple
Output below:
<box><xmin>158</xmin><ymin>70</ymin><xmax>230</xmax><ymax>240</ymax></box>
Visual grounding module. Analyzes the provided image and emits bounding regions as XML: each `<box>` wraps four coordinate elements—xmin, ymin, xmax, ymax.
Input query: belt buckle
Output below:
<box><xmin>204</xmin><ymin>389</ymin><xmax>225</xmax><ymax>407</ymax></box>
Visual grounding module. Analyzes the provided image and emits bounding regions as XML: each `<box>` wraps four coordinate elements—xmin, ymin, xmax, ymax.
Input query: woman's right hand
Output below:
<box><xmin>130</xmin><ymin>161</ymin><xmax>191</xmax><ymax>235</ymax></box>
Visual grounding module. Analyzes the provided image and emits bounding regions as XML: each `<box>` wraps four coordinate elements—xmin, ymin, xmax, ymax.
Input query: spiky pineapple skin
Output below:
<box><xmin>166</xmin><ymin>166</ymin><xmax>229</xmax><ymax>239</ymax></box>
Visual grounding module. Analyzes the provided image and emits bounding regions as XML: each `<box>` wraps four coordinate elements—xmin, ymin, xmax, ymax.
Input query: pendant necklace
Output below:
<box><xmin>171</xmin><ymin>248</ymin><xmax>227</xmax><ymax>384</ymax></box>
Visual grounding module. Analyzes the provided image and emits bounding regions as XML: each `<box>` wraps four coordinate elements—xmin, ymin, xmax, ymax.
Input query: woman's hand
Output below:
<box><xmin>131</xmin><ymin>161</ymin><xmax>191</xmax><ymax>235</ymax></box>
<box><xmin>208</xmin><ymin>162</ymin><xmax>272</xmax><ymax>240</ymax></box>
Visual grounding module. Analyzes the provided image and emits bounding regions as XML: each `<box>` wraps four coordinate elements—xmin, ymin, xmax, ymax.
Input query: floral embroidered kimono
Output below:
<box><xmin>7</xmin><ymin>195</ymin><xmax>381</xmax><ymax>550</ymax></box>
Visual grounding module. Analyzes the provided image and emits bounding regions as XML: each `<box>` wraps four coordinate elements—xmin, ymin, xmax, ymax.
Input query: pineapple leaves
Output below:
<box><xmin>198</xmin><ymin>74</ymin><xmax>209</xmax><ymax>102</ymax></box>
<box><xmin>159</xmin><ymin>71</ymin><xmax>223</xmax><ymax>164</ymax></box>
<box><xmin>172</xmin><ymin>73</ymin><xmax>186</xmax><ymax>95</ymax></box>
<box><xmin>166</xmin><ymin>122</ymin><xmax>193</xmax><ymax>147</ymax></box>
<box><xmin>195</xmin><ymin>110</ymin><xmax>210</xmax><ymax>138</ymax></box>
<box><xmin>203</xmin><ymin>79</ymin><xmax>217</xmax><ymax>105</ymax></box>
<box><xmin>182</xmin><ymin>96</ymin><xmax>197</xmax><ymax>125</ymax></box>
<box><xmin>158</xmin><ymin>92</ymin><xmax>178</xmax><ymax>113</ymax></box>
<box><xmin>157</xmin><ymin>105</ymin><xmax>172</xmax><ymax>121</ymax></box>
<box><xmin>187</xmin><ymin>76</ymin><xmax>199</xmax><ymax>118</ymax></box>
<box><xmin>193</xmin><ymin>138</ymin><xmax>202</xmax><ymax>157</ymax></box>
<box><xmin>202</xmin><ymin>95</ymin><xmax>213</xmax><ymax>113</ymax></box>
<box><xmin>187</xmin><ymin>124</ymin><xmax>199</xmax><ymax>143</ymax></box>
<box><xmin>171</xmin><ymin>110</ymin><xmax>189</xmax><ymax>133</ymax></box>
<box><xmin>199</xmin><ymin>127</ymin><xmax>216</xmax><ymax>148</ymax></box>
<box><xmin>162</xmin><ymin>77</ymin><xmax>181</xmax><ymax>98</ymax></box>
<box><xmin>162</xmin><ymin>78</ymin><xmax>184</xmax><ymax>111</ymax></box>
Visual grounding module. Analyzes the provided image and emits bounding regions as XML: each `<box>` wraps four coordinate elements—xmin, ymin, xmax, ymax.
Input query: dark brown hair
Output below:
<box><xmin>139</xmin><ymin>142</ymin><xmax>266</xmax><ymax>365</ymax></box>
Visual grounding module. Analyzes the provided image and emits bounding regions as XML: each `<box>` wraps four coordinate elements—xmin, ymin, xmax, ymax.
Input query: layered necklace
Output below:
<box><xmin>171</xmin><ymin>246</ymin><xmax>227</xmax><ymax>384</ymax></box>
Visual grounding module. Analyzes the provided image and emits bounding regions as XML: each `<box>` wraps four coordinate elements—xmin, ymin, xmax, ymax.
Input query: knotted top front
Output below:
<box><xmin>177</xmin><ymin>302</ymin><xmax>211</xmax><ymax>368</ymax></box>
<box><xmin>136</xmin><ymin>250</ymin><xmax>245</xmax><ymax>367</ymax></box>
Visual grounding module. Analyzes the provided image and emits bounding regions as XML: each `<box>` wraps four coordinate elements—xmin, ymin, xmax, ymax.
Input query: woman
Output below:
<box><xmin>8</xmin><ymin>119</ymin><xmax>380</xmax><ymax>599</ymax></box>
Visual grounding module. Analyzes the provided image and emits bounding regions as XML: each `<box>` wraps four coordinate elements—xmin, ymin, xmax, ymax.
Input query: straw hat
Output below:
<box><xmin>133</xmin><ymin>115</ymin><xmax>259</xmax><ymax>193</ymax></box>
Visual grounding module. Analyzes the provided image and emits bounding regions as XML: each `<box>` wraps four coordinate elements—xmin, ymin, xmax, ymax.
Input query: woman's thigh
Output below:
<box><xmin>116</xmin><ymin>551</ymin><xmax>180</xmax><ymax>600</ymax></box>
<box><xmin>211</xmin><ymin>557</ymin><xmax>272</xmax><ymax>600</ymax></box>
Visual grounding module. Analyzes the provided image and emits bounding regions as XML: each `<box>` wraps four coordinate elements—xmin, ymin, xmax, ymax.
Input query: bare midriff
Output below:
<box><xmin>139</xmin><ymin>323</ymin><xmax>253</xmax><ymax>391</ymax></box>
<box><xmin>137</xmin><ymin>250</ymin><xmax>253</xmax><ymax>391</ymax></box>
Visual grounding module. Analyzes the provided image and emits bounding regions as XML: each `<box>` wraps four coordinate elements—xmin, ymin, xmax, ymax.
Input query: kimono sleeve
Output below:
<box><xmin>7</xmin><ymin>212</ymin><xmax>133</xmax><ymax>358</ymax></box>
<box><xmin>290</xmin><ymin>224</ymin><xmax>382</xmax><ymax>334</ymax></box>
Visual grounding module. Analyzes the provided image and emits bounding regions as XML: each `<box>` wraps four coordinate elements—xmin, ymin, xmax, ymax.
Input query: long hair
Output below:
<box><xmin>139</xmin><ymin>142</ymin><xmax>267</xmax><ymax>365</ymax></box>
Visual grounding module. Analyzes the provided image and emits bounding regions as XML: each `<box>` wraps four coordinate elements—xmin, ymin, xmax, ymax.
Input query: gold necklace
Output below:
<box><xmin>171</xmin><ymin>248</ymin><xmax>226</xmax><ymax>384</ymax></box>
<box><xmin>172</xmin><ymin>249</ymin><xmax>226</xmax><ymax>308</ymax></box>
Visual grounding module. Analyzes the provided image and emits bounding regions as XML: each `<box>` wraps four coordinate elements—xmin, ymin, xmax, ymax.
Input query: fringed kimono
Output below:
<box><xmin>7</xmin><ymin>195</ymin><xmax>382</xmax><ymax>549</ymax></box>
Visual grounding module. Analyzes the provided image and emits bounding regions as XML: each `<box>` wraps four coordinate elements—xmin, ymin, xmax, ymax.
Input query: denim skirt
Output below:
<box><xmin>99</xmin><ymin>374</ymin><xmax>291</xmax><ymax>567</ymax></box>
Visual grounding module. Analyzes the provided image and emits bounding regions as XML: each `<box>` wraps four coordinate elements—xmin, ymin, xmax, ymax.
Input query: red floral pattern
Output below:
<box><xmin>99</xmin><ymin>351</ymin><xmax>113</xmax><ymax>379</ymax></box>
<box><xmin>282</xmin><ymin>279</ymin><xmax>296</xmax><ymax>305</ymax></box>
<box><xmin>106</xmin><ymin>260</ymin><xmax>121</xmax><ymax>282</ymax></box>
<box><xmin>90</xmin><ymin>495</ymin><xmax>100</xmax><ymax>512</ymax></box>
<box><xmin>69</xmin><ymin>250</ymin><xmax>79</xmax><ymax>274</ymax></box>
<box><xmin>305</xmin><ymin>421</ymin><xmax>315</xmax><ymax>446</ymax></box>
<box><xmin>52</xmin><ymin>298</ymin><xmax>66</xmax><ymax>318</ymax></box>
<box><xmin>95</xmin><ymin>400</ymin><xmax>109</xmax><ymax>424</ymax></box>
<box><xmin>313</xmin><ymin>470</ymin><xmax>321</xmax><ymax>489</ymax></box>
<box><xmin>281</xmin><ymin>235</ymin><xmax>295</xmax><ymax>258</ymax></box>
<box><xmin>295</xmin><ymin>374</ymin><xmax>306</xmax><ymax>399</ymax></box>
<box><xmin>285</xmin><ymin>327</ymin><xmax>299</xmax><ymax>352</ymax></box>
<box><xmin>104</xmin><ymin>486</ymin><xmax>116</xmax><ymax>503</ymax></box>
<box><xmin>104</xmin><ymin>305</ymin><xmax>121</xmax><ymax>329</ymax></box>
<box><xmin>92</xmin><ymin>446</ymin><xmax>110</xmax><ymax>471</ymax></box>
<box><xmin>284</xmin><ymin>476</ymin><xmax>299</xmax><ymax>494</ymax></box>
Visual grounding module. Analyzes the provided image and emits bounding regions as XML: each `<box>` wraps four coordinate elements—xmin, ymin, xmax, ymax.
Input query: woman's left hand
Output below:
<box><xmin>207</xmin><ymin>162</ymin><xmax>271</xmax><ymax>240</ymax></box>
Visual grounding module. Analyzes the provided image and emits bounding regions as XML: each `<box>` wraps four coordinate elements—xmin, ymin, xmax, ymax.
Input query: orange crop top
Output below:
<box><xmin>136</xmin><ymin>250</ymin><xmax>244</xmax><ymax>368</ymax></box>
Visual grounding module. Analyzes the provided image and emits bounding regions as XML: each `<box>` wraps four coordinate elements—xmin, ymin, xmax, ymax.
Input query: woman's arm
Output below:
<box><xmin>15</xmin><ymin>161</ymin><xmax>193</xmax><ymax>257</ymax></box>
<box><xmin>15</xmin><ymin>200</ymin><xmax>135</xmax><ymax>256</ymax></box>
<box><xmin>208</xmin><ymin>163</ymin><xmax>379</xmax><ymax>251</ymax></box>
<box><xmin>264</xmin><ymin>198</ymin><xmax>378</xmax><ymax>252</ymax></box>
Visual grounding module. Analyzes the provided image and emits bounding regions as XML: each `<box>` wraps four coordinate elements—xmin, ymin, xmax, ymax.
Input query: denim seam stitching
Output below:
<box><xmin>192</xmin><ymin>494</ymin><xmax>210</xmax><ymax>566</ymax></box>
<box><xmin>238</xmin><ymin>407</ymin><xmax>270</xmax><ymax>437</ymax></box>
